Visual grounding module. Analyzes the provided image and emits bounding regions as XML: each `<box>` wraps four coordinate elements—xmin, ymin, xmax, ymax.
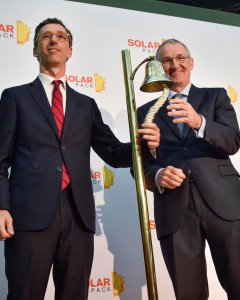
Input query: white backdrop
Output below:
<box><xmin>0</xmin><ymin>0</ymin><xmax>240</xmax><ymax>299</ymax></box>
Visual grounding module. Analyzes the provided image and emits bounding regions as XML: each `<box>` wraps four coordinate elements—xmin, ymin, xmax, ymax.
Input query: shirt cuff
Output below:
<box><xmin>155</xmin><ymin>168</ymin><xmax>164</xmax><ymax>194</ymax></box>
<box><xmin>193</xmin><ymin>114</ymin><xmax>206</xmax><ymax>138</ymax></box>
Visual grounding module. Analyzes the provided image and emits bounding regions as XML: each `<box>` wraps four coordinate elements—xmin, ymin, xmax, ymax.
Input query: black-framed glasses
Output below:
<box><xmin>36</xmin><ymin>31</ymin><xmax>70</xmax><ymax>43</ymax></box>
<box><xmin>161</xmin><ymin>54</ymin><xmax>190</xmax><ymax>67</ymax></box>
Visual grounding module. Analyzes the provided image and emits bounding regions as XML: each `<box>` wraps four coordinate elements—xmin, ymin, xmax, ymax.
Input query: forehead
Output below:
<box><xmin>39</xmin><ymin>23</ymin><xmax>66</xmax><ymax>33</ymax></box>
<box><xmin>160</xmin><ymin>43</ymin><xmax>188</xmax><ymax>57</ymax></box>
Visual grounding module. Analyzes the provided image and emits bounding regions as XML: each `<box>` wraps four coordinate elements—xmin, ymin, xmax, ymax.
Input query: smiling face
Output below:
<box><xmin>158</xmin><ymin>42</ymin><xmax>194</xmax><ymax>92</ymax></box>
<box><xmin>33</xmin><ymin>23</ymin><xmax>72</xmax><ymax>76</ymax></box>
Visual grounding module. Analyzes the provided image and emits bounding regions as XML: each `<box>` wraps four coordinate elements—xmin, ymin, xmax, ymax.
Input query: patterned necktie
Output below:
<box><xmin>52</xmin><ymin>80</ymin><xmax>70</xmax><ymax>190</ymax></box>
<box><xmin>171</xmin><ymin>93</ymin><xmax>187</xmax><ymax>136</ymax></box>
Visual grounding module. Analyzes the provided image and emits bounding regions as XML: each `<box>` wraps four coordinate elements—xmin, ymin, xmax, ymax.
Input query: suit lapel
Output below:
<box><xmin>188</xmin><ymin>85</ymin><xmax>203</xmax><ymax>112</ymax></box>
<box><xmin>61</xmin><ymin>84</ymin><xmax>78</xmax><ymax>140</ymax></box>
<box><xmin>28</xmin><ymin>77</ymin><xmax>59</xmax><ymax>138</ymax></box>
<box><xmin>157</xmin><ymin>97</ymin><xmax>181</xmax><ymax>138</ymax></box>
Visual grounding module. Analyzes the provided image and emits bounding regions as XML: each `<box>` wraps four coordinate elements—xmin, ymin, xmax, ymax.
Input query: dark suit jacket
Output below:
<box><xmin>0</xmin><ymin>77</ymin><xmax>137</xmax><ymax>233</ymax></box>
<box><xmin>137</xmin><ymin>84</ymin><xmax>240</xmax><ymax>238</ymax></box>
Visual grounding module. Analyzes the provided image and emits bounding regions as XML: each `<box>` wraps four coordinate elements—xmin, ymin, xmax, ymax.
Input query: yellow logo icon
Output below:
<box><xmin>112</xmin><ymin>272</ymin><xmax>125</xmax><ymax>296</ymax></box>
<box><xmin>17</xmin><ymin>20</ymin><xmax>31</xmax><ymax>44</ymax></box>
<box><xmin>94</xmin><ymin>73</ymin><xmax>106</xmax><ymax>93</ymax></box>
<box><xmin>103</xmin><ymin>166</ymin><xmax>115</xmax><ymax>189</ymax></box>
<box><xmin>227</xmin><ymin>85</ymin><xmax>238</xmax><ymax>103</ymax></box>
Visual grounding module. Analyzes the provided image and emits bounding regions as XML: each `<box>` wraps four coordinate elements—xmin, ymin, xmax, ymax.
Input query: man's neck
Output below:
<box><xmin>171</xmin><ymin>82</ymin><xmax>190</xmax><ymax>93</ymax></box>
<box><xmin>40</xmin><ymin>65</ymin><xmax>66</xmax><ymax>80</ymax></box>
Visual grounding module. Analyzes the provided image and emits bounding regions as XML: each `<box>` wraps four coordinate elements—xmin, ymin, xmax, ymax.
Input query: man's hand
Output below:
<box><xmin>0</xmin><ymin>210</ymin><xmax>14</xmax><ymax>241</ymax></box>
<box><xmin>167</xmin><ymin>98</ymin><xmax>202</xmax><ymax>129</ymax></box>
<box><xmin>138</xmin><ymin>123</ymin><xmax>160</xmax><ymax>151</ymax></box>
<box><xmin>157</xmin><ymin>166</ymin><xmax>186</xmax><ymax>189</ymax></box>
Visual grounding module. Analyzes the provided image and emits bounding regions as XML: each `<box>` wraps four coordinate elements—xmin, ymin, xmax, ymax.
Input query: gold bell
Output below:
<box><xmin>140</xmin><ymin>59</ymin><xmax>172</xmax><ymax>92</ymax></box>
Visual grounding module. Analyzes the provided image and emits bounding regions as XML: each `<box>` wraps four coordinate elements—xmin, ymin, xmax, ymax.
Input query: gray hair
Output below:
<box><xmin>156</xmin><ymin>39</ymin><xmax>191</xmax><ymax>61</ymax></box>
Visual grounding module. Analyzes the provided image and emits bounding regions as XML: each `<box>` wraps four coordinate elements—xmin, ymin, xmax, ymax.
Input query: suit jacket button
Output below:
<box><xmin>57</xmin><ymin>167</ymin><xmax>62</xmax><ymax>172</ymax></box>
<box><xmin>61</xmin><ymin>145</ymin><xmax>66</xmax><ymax>150</ymax></box>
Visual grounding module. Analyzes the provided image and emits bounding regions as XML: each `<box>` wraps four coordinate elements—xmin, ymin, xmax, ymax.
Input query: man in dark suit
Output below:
<box><xmin>138</xmin><ymin>39</ymin><xmax>240</xmax><ymax>299</ymax></box>
<box><xmin>0</xmin><ymin>18</ymin><xmax>160</xmax><ymax>300</ymax></box>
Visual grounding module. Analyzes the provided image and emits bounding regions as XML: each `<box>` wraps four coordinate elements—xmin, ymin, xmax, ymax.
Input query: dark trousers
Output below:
<box><xmin>5</xmin><ymin>187</ymin><xmax>94</xmax><ymax>300</ymax></box>
<box><xmin>160</xmin><ymin>181</ymin><xmax>240</xmax><ymax>300</ymax></box>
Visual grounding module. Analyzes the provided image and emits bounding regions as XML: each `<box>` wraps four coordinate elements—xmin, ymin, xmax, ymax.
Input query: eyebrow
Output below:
<box><xmin>162</xmin><ymin>53</ymin><xmax>188</xmax><ymax>58</ymax></box>
<box><xmin>40</xmin><ymin>30</ymin><xmax>67</xmax><ymax>34</ymax></box>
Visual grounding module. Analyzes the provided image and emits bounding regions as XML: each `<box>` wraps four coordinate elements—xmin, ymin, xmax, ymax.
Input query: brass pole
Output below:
<box><xmin>121</xmin><ymin>49</ymin><xmax>158</xmax><ymax>300</ymax></box>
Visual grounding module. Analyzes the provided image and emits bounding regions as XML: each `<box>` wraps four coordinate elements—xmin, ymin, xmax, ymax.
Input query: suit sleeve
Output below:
<box><xmin>91</xmin><ymin>99</ymin><xmax>155</xmax><ymax>169</ymax></box>
<box><xmin>204</xmin><ymin>88</ymin><xmax>240</xmax><ymax>155</ymax></box>
<box><xmin>90</xmin><ymin>99</ymin><xmax>132</xmax><ymax>168</ymax></box>
<box><xmin>0</xmin><ymin>89</ymin><xmax>17</xmax><ymax>210</ymax></box>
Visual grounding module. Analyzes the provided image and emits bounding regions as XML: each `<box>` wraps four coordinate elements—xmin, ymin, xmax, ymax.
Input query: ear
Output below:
<box><xmin>190</xmin><ymin>58</ymin><xmax>194</xmax><ymax>70</ymax></box>
<box><xmin>33</xmin><ymin>47</ymin><xmax>38</xmax><ymax>58</ymax></box>
<box><xmin>67</xmin><ymin>47</ymin><xmax>72</xmax><ymax>59</ymax></box>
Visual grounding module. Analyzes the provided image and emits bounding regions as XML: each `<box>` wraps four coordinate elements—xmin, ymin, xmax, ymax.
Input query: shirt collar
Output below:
<box><xmin>38</xmin><ymin>73</ymin><xmax>67</xmax><ymax>90</ymax></box>
<box><xmin>168</xmin><ymin>82</ymin><xmax>192</xmax><ymax>99</ymax></box>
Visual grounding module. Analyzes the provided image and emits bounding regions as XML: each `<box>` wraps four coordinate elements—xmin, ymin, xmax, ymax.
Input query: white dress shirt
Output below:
<box><xmin>38</xmin><ymin>73</ymin><xmax>67</xmax><ymax>114</ymax></box>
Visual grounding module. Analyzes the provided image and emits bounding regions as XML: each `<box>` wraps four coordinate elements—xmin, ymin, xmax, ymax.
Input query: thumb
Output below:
<box><xmin>6</xmin><ymin>218</ymin><xmax>14</xmax><ymax>236</ymax></box>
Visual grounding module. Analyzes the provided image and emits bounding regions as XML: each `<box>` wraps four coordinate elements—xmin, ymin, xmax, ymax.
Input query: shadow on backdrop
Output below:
<box><xmin>95</xmin><ymin>108</ymin><xmax>146</xmax><ymax>299</ymax></box>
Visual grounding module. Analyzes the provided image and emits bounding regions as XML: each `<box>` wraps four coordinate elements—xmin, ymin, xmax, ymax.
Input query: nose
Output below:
<box><xmin>49</xmin><ymin>34</ymin><xmax>57</xmax><ymax>44</ymax></box>
<box><xmin>170</xmin><ymin>58</ymin><xmax>179</xmax><ymax>68</ymax></box>
<box><xmin>50</xmin><ymin>34</ymin><xmax>58</xmax><ymax>43</ymax></box>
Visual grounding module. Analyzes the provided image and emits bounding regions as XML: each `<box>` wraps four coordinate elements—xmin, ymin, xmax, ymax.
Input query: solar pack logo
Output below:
<box><xmin>112</xmin><ymin>271</ymin><xmax>125</xmax><ymax>296</ymax></box>
<box><xmin>89</xmin><ymin>272</ymin><xmax>125</xmax><ymax>296</ymax></box>
<box><xmin>91</xmin><ymin>166</ymin><xmax>115</xmax><ymax>189</ymax></box>
<box><xmin>0</xmin><ymin>20</ymin><xmax>31</xmax><ymax>44</ymax></box>
<box><xmin>128</xmin><ymin>38</ymin><xmax>165</xmax><ymax>54</ymax></box>
<box><xmin>227</xmin><ymin>85</ymin><xmax>238</xmax><ymax>103</ymax></box>
<box><xmin>66</xmin><ymin>73</ymin><xmax>106</xmax><ymax>93</ymax></box>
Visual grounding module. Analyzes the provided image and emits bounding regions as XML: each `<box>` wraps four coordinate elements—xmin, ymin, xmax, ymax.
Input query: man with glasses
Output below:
<box><xmin>138</xmin><ymin>39</ymin><xmax>240</xmax><ymax>299</ymax></box>
<box><xmin>0</xmin><ymin>18</ymin><xmax>160</xmax><ymax>300</ymax></box>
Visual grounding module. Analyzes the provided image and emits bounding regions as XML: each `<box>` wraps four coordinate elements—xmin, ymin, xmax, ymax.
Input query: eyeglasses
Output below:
<box><xmin>36</xmin><ymin>31</ymin><xmax>70</xmax><ymax>43</ymax></box>
<box><xmin>161</xmin><ymin>54</ymin><xmax>190</xmax><ymax>67</ymax></box>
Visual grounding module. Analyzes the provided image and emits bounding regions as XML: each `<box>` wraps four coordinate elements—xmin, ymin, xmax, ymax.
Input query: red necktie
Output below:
<box><xmin>52</xmin><ymin>80</ymin><xmax>70</xmax><ymax>190</ymax></box>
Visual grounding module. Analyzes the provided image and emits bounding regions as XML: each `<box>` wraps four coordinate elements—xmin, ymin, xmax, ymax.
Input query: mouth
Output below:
<box><xmin>169</xmin><ymin>69</ymin><xmax>183</xmax><ymax>76</ymax></box>
<box><xmin>48</xmin><ymin>47</ymin><xmax>60</xmax><ymax>53</ymax></box>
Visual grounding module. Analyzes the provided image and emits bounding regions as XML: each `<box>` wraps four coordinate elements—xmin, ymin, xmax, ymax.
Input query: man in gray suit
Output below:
<box><xmin>137</xmin><ymin>39</ymin><xmax>240</xmax><ymax>299</ymax></box>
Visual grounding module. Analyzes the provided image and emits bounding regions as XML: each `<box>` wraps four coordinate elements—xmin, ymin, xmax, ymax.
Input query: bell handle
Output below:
<box><xmin>130</xmin><ymin>56</ymin><xmax>155</xmax><ymax>80</ymax></box>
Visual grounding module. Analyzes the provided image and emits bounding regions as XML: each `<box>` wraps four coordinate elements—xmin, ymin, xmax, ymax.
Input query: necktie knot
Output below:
<box><xmin>171</xmin><ymin>93</ymin><xmax>187</xmax><ymax>99</ymax></box>
<box><xmin>52</xmin><ymin>80</ymin><xmax>62</xmax><ymax>88</ymax></box>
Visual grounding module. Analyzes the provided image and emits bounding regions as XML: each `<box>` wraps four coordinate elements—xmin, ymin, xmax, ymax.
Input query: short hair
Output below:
<box><xmin>33</xmin><ymin>18</ymin><xmax>73</xmax><ymax>48</ymax></box>
<box><xmin>156</xmin><ymin>39</ymin><xmax>191</xmax><ymax>61</ymax></box>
